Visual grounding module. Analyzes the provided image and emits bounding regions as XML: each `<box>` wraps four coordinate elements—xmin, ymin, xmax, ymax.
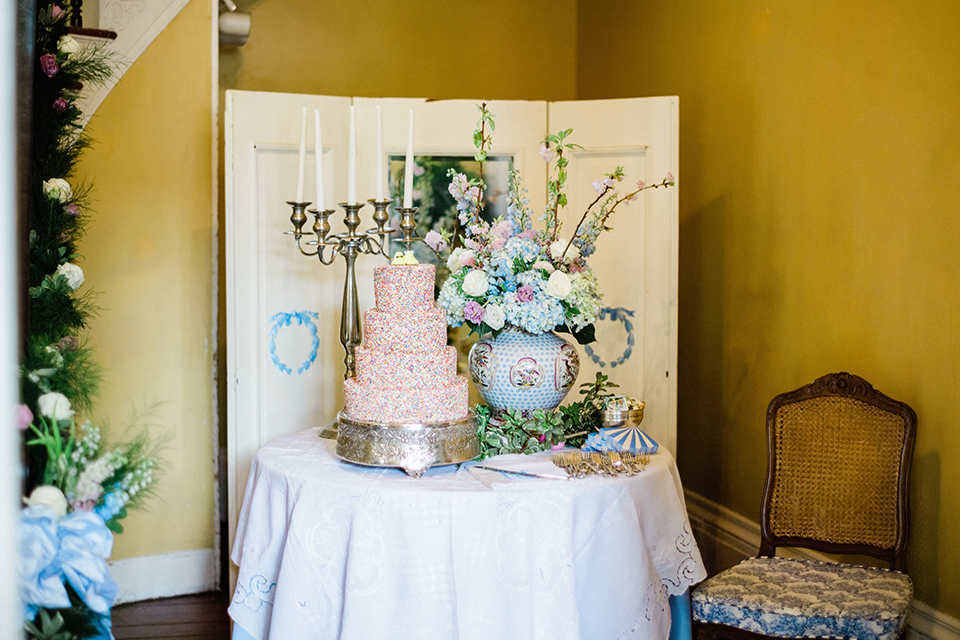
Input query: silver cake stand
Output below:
<box><xmin>335</xmin><ymin>410</ymin><xmax>479</xmax><ymax>478</ymax></box>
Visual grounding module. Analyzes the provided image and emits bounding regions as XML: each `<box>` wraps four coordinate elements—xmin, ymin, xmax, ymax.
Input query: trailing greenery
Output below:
<box><xmin>474</xmin><ymin>372</ymin><xmax>620</xmax><ymax>459</ymax></box>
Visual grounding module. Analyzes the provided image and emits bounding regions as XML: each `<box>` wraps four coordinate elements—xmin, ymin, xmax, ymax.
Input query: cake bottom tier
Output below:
<box><xmin>343</xmin><ymin>376</ymin><xmax>470</xmax><ymax>424</ymax></box>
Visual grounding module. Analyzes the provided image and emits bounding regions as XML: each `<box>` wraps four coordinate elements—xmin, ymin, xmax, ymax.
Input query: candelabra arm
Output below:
<box><xmin>340</xmin><ymin>243</ymin><xmax>362</xmax><ymax>379</ymax></box>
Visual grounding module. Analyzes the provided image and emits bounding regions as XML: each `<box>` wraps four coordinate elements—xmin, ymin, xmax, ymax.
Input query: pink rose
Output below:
<box><xmin>517</xmin><ymin>285</ymin><xmax>534</xmax><ymax>303</ymax></box>
<box><xmin>17</xmin><ymin>404</ymin><xmax>33</xmax><ymax>431</ymax></box>
<box><xmin>40</xmin><ymin>54</ymin><xmax>58</xmax><ymax>78</ymax></box>
<box><xmin>517</xmin><ymin>229</ymin><xmax>537</xmax><ymax>240</ymax></box>
<box><xmin>490</xmin><ymin>237</ymin><xmax>506</xmax><ymax>251</ymax></box>
<box><xmin>53</xmin><ymin>97</ymin><xmax>67</xmax><ymax>111</ymax></box>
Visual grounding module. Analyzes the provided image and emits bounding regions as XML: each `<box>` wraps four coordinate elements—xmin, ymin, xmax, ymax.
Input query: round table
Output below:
<box><xmin>229</xmin><ymin>428</ymin><xmax>705</xmax><ymax>640</ymax></box>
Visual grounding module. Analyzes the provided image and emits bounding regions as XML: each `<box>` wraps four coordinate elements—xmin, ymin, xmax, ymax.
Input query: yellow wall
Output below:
<box><xmin>76</xmin><ymin>0</ymin><xmax>215</xmax><ymax>559</ymax></box>
<box><xmin>578</xmin><ymin>0</ymin><xmax>960</xmax><ymax>615</ymax></box>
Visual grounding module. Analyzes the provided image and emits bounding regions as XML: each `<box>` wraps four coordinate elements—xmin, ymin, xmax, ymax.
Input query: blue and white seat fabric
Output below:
<box><xmin>692</xmin><ymin>557</ymin><xmax>912</xmax><ymax>640</ymax></box>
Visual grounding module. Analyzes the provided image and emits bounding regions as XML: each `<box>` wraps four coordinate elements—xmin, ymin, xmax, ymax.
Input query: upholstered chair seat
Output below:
<box><xmin>692</xmin><ymin>557</ymin><xmax>912</xmax><ymax>640</ymax></box>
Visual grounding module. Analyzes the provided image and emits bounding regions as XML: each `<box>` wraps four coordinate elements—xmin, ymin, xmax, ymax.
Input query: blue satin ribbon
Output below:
<box><xmin>19</xmin><ymin>505</ymin><xmax>119</xmax><ymax>625</ymax></box>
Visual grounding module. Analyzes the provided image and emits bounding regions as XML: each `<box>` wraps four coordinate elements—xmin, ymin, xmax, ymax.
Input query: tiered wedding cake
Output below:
<box><xmin>342</xmin><ymin>263</ymin><xmax>470</xmax><ymax>424</ymax></box>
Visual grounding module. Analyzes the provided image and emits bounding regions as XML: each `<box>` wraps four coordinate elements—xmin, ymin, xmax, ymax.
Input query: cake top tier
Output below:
<box><xmin>374</xmin><ymin>263</ymin><xmax>436</xmax><ymax>312</ymax></box>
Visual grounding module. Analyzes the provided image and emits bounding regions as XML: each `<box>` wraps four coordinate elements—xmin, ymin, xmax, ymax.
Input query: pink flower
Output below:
<box><xmin>636</xmin><ymin>180</ymin><xmax>646</xmax><ymax>190</ymax></box>
<box><xmin>517</xmin><ymin>285</ymin><xmax>534</xmax><ymax>303</ymax></box>
<box><xmin>424</xmin><ymin>230</ymin><xmax>447</xmax><ymax>252</ymax></box>
<box><xmin>53</xmin><ymin>97</ymin><xmax>67</xmax><ymax>112</ymax></box>
<box><xmin>517</xmin><ymin>229</ymin><xmax>537</xmax><ymax>240</ymax></box>
<box><xmin>539</xmin><ymin>144</ymin><xmax>555</xmax><ymax>163</ymax></box>
<box><xmin>40</xmin><ymin>54</ymin><xmax>59</xmax><ymax>77</ymax></box>
<box><xmin>490</xmin><ymin>237</ymin><xmax>506</xmax><ymax>251</ymax></box>
<box><xmin>58</xmin><ymin>336</ymin><xmax>79</xmax><ymax>352</ymax></box>
<box><xmin>665</xmin><ymin>172</ymin><xmax>675</xmax><ymax>183</ymax></box>
<box><xmin>461</xmin><ymin>254</ymin><xmax>476</xmax><ymax>267</ymax></box>
<box><xmin>464</xmin><ymin>301</ymin><xmax>485</xmax><ymax>324</ymax></box>
<box><xmin>604</xmin><ymin>177</ymin><xmax>616</xmax><ymax>188</ymax></box>
<box><xmin>51</xmin><ymin>5</ymin><xmax>65</xmax><ymax>18</ymax></box>
<box><xmin>531</xmin><ymin>260</ymin><xmax>554</xmax><ymax>274</ymax></box>
<box><xmin>17</xmin><ymin>404</ymin><xmax>33</xmax><ymax>431</ymax></box>
<box><xmin>591</xmin><ymin>179</ymin><xmax>606</xmax><ymax>194</ymax></box>
<box><xmin>492</xmin><ymin>219</ymin><xmax>514</xmax><ymax>238</ymax></box>
<box><xmin>64</xmin><ymin>203</ymin><xmax>79</xmax><ymax>216</ymax></box>
<box><xmin>551</xmin><ymin>442</ymin><xmax>566</xmax><ymax>450</ymax></box>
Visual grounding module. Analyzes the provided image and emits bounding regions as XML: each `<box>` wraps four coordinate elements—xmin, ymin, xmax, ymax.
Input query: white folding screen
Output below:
<box><xmin>225</xmin><ymin>92</ymin><xmax>678</xmax><ymax>585</ymax></box>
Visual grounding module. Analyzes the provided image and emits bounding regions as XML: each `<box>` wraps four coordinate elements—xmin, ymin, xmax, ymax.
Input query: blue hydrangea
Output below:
<box><xmin>504</xmin><ymin>237</ymin><xmax>541</xmax><ymax>264</ymax></box>
<box><xmin>502</xmin><ymin>271</ymin><xmax>566</xmax><ymax>333</ymax></box>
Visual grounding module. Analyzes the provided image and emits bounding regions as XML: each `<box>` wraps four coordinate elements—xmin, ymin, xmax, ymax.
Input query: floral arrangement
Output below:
<box><xmin>17</xmin><ymin>5</ymin><xmax>163</xmax><ymax>640</ymax></box>
<box><xmin>423</xmin><ymin>104</ymin><xmax>674</xmax><ymax>344</ymax></box>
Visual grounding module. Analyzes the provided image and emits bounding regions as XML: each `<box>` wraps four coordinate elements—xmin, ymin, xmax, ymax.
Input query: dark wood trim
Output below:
<box><xmin>66</xmin><ymin>26</ymin><xmax>118</xmax><ymax>40</ymax></box>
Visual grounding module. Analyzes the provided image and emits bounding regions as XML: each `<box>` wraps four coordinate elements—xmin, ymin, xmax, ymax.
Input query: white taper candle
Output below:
<box><xmin>314</xmin><ymin>109</ymin><xmax>325</xmax><ymax>211</ymax></box>
<box><xmin>348</xmin><ymin>105</ymin><xmax>357</xmax><ymax>205</ymax></box>
<box><xmin>296</xmin><ymin>107</ymin><xmax>306</xmax><ymax>202</ymax></box>
<box><xmin>376</xmin><ymin>106</ymin><xmax>384</xmax><ymax>201</ymax></box>
<box><xmin>403</xmin><ymin>109</ymin><xmax>414</xmax><ymax>208</ymax></box>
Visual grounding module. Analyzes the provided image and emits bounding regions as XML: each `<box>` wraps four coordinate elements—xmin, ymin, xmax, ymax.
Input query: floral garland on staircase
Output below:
<box><xmin>18</xmin><ymin>5</ymin><xmax>163</xmax><ymax>639</ymax></box>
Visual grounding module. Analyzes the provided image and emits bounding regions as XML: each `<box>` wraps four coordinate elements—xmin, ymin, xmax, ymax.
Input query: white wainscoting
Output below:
<box><xmin>109</xmin><ymin>548</ymin><xmax>216</xmax><ymax>604</ymax></box>
<box><xmin>684</xmin><ymin>490</ymin><xmax>960</xmax><ymax>640</ymax></box>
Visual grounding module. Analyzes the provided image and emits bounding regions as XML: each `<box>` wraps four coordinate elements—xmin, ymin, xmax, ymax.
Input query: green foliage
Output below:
<box><xmin>25</xmin><ymin>609</ymin><xmax>76</xmax><ymax>640</ymax></box>
<box><xmin>474</xmin><ymin>372</ymin><xmax>621</xmax><ymax>457</ymax></box>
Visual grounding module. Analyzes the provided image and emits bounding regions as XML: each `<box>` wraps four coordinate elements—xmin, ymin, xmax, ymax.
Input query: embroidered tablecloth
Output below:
<box><xmin>229</xmin><ymin>427</ymin><xmax>705</xmax><ymax>640</ymax></box>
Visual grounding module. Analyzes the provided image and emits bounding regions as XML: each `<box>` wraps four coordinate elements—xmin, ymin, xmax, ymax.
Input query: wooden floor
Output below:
<box><xmin>112</xmin><ymin>591</ymin><xmax>231</xmax><ymax>640</ymax></box>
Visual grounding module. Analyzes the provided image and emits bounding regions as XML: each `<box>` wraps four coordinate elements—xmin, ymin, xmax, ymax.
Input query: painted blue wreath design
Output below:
<box><xmin>583</xmin><ymin>307</ymin><xmax>635</xmax><ymax>368</ymax></box>
<box><xmin>268</xmin><ymin>311</ymin><xmax>320</xmax><ymax>375</ymax></box>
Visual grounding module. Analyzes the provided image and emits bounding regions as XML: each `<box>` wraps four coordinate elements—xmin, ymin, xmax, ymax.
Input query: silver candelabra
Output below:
<box><xmin>285</xmin><ymin>198</ymin><xmax>420</xmax><ymax>380</ymax></box>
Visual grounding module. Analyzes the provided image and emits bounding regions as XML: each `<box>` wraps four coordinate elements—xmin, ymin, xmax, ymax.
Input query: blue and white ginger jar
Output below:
<box><xmin>468</xmin><ymin>326</ymin><xmax>579</xmax><ymax>416</ymax></box>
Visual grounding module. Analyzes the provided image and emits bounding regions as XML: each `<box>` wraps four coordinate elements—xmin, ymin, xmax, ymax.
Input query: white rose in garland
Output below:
<box><xmin>544</xmin><ymin>270</ymin><xmax>572</xmax><ymax>299</ymax></box>
<box><xmin>484</xmin><ymin>304</ymin><xmax>506</xmax><ymax>330</ymax></box>
<box><xmin>58</xmin><ymin>35</ymin><xmax>81</xmax><ymax>55</ymax></box>
<box><xmin>37</xmin><ymin>391</ymin><xmax>75</xmax><ymax>422</ymax></box>
<box><xmin>461</xmin><ymin>269</ymin><xmax>489</xmax><ymax>297</ymax></box>
<box><xmin>42</xmin><ymin>177</ymin><xmax>73</xmax><ymax>203</ymax></box>
<box><xmin>56</xmin><ymin>262</ymin><xmax>84</xmax><ymax>290</ymax></box>
<box><xmin>23</xmin><ymin>485</ymin><xmax>69</xmax><ymax>519</ymax></box>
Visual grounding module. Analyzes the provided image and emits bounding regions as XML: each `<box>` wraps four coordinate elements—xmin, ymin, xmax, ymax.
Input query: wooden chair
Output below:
<box><xmin>691</xmin><ymin>372</ymin><xmax>916</xmax><ymax>640</ymax></box>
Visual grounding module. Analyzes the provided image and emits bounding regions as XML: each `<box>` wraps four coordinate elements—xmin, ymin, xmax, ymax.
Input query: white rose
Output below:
<box><xmin>544</xmin><ymin>270</ymin><xmax>572</xmax><ymax>299</ymax></box>
<box><xmin>56</xmin><ymin>263</ymin><xmax>84</xmax><ymax>291</ymax></box>
<box><xmin>37</xmin><ymin>392</ymin><xmax>75</xmax><ymax>422</ymax></box>
<box><xmin>484</xmin><ymin>304</ymin><xmax>506</xmax><ymax>330</ymax></box>
<box><xmin>58</xmin><ymin>35</ymin><xmax>81</xmax><ymax>55</ymax></box>
<box><xmin>461</xmin><ymin>269</ymin><xmax>489</xmax><ymax>297</ymax></box>
<box><xmin>42</xmin><ymin>178</ymin><xmax>73</xmax><ymax>203</ymax></box>
<box><xmin>446</xmin><ymin>248</ymin><xmax>475</xmax><ymax>272</ymax></box>
<box><xmin>23</xmin><ymin>485</ymin><xmax>69</xmax><ymax>519</ymax></box>
<box><xmin>549</xmin><ymin>239</ymin><xmax>580</xmax><ymax>262</ymax></box>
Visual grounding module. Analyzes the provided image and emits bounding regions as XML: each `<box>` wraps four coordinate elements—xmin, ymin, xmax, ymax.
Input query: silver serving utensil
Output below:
<box><xmin>473</xmin><ymin>465</ymin><xmax>573</xmax><ymax>481</ymax></box>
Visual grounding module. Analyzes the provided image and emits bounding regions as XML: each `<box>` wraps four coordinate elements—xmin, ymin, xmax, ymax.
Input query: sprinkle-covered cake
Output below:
<box><xmin>342</xmin><ymin>263</ymin><xmax>470</xmax><ymax>424</ymax></box>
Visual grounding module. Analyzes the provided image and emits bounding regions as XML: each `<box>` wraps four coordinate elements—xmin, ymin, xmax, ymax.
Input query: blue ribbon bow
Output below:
<box><xmin>19</xmin><ymin>505</ymin><xmax>119</xmax><ymax>624</ymax></box>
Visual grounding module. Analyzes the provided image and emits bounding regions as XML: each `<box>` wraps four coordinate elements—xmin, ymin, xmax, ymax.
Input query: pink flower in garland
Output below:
<box><xmin>53</xmin><ymin>97</ymin><xmax>67</xmax><ymax>111</ymax></box>
<box><xmin>58</xmin><ymin>336</ymin><xmax>79</xmax><ymax>352</ymax></box>
<box><xmin>463</xmin><ymin>300</ymin><xmax>485</xmax><ymax>324</ymax></box>
<box><xmin>17</xmin><ymin>404</ymin><xmax>33</xmax><ymax>431</ymax></box>
<box><xmin>64</xmin><ymin>203</ymin><xmax>79</xmax><ymax>216</ymax></box>
<box><xmin>40</xmin><ymin>54</ymin><xmax>59</xmax><ymax>77</ymax></box>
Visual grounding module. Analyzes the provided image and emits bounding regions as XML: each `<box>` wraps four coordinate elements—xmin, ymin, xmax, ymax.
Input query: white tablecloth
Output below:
<box><xmin>229</xmin><ymin>428</ymin><xmax>706</xmax><ymax>640</ymax></box>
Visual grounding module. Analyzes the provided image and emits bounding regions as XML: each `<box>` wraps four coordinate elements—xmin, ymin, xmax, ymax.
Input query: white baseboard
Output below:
<box><xmin>684</xmin><ymin>489</ymin><xmax>960</xmax><ymax>640</ymax></box>
<box><xmin>109</xmin><ymin>548</ymin><xmax>216</xmax><ymax>604</ymax></box>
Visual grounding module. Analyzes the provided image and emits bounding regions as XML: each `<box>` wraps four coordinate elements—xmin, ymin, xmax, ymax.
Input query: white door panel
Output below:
<box><xmin>548</xmin><ymin>97</ymin><xmax>679</xmax><ymax>453</ymax></box>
